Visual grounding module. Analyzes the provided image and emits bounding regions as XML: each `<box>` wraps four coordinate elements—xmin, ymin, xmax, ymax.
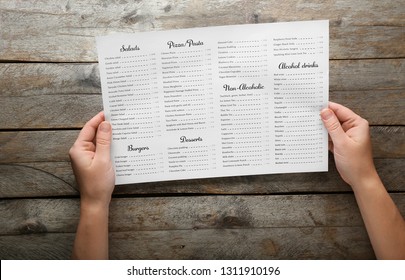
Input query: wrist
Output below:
<box><xmin>80</xmin><ymin>199</ymin><xmax>110</xmax><ymax>216</ymax></box>
<box><xmin>78</xmin><ymin>189</ymin><xmax>113</xmax><ymax>212</ymax></box>
<box><xmin>351</xmin><ymin>170</ymin><xmax>383</xmax><ymax>194</ymax></box>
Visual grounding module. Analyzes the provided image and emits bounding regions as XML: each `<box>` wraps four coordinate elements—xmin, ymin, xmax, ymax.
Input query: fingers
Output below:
<box><xmin>76</xmin><ymin>112</ymin><xmax>105</xmax><ymax>143</ymax></box>
<box><xmin>328</xmin><ymin>102</ymin><xmax>364</xmax><ymax>130</ymax></box>
<box><xmin>321</xmin><ymin>108</ymin><xmax>348</xmax><ymax>147</ymax></box>
<box><xmin>328</xmin><ymin>140</ymin><xmax>334</xmax><ymax>152</ymax></box>
<box><xmin>94</xmin><ymin>121</ymin><xmax>112</xmax><ymax>162</ymax></box>
<box><xmin>327</xmin><ymin>134</ymin><xmax>334</xmax><ymax>152</ymax></box>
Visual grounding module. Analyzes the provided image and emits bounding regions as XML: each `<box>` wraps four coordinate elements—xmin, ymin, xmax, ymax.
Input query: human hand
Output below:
<box><xmin>321</xmin><ymin>102</ymin><xmax>377</xmax><ymax>188</ymax></box>
<box><xmin>69</xmin><ymin>112</ymin><xmax>115</xmax><ymax>209</ymax></box>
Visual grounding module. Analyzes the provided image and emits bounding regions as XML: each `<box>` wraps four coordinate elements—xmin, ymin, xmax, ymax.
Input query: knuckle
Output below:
<box><xmin>68</xmin><ymin>145</ymin><xmax>77</xmax><ymax>158</ymax></box>
<box><xmin>97</xmin><ymin>138</ymin><xmax>111</xmax><ymax>146</ymax></box>
<box><xmin>328</xmin><ymin>120</ymin><xmax>341</xmax><ymax>132</ymax></box>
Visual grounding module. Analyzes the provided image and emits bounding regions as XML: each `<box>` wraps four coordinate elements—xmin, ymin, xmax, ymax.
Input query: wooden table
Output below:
<box><xmin>0</xmin><ymin>0</ymin><xmax>404</xmax><ymax>259</ymax></box>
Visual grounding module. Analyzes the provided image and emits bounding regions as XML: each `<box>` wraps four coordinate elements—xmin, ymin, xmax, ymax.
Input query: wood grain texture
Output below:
<box><xmin>0</xmin><ymin>233</ymin><xmax>74</xmax><ymax>260</ymax></box>
<box><xmin>0</xmin><ymin>130</ymin><xmax>77</xmax><ymax>163</ymax></box>
<box><xmin>1</xmin><ymin>194</ymin><xmax>404</xmax><ymax>235</ymax></box>
<box><xmin>0</xmin><ymin>126</ymin><xmax>403</xmax><ymax>164</ymax></box>
<box><xmin>0</xmin><ymin>0</ymin><xmax>404</xmax><ymax>62</ymax></box>
<box><xmin>0</xmin><ymin>164</ymin><xmax>78</xmax><ymax>198</ymax></box>
<box><xmin>111</xmin><ymin>227</ymin><xmax>375</xmax><ymax>259</ymax></box>
<box><xmin>0</xmin><ymin>63</ymin><xmax>100</xmax><ymax>96</ymax></box>
<box><xmin>0</xmin><ymin>158</ymin><xmax>404</xmax><ymax>198</ymax></box>
<box><xmin>0</xmin><ymin>95</ymin><xmax>102</xmax><ymax>129</ymax></box>
<box><xmin>0</xmin><ymin>227</ymin><xmax>375</xmax><ymax>259</ymax></box>
<box><xmin>4</xmin><ymin>193</ymin><xmax>402</xmax><ymax>259</ymax></box>
<box><xmin>2</xmin><ymin>90</ymin><xmax>403</xmax><ymax>127</ymax></box>
<box><xmin>330</xmin><ymin>90</ymin><xmax>405</xmax><ymax>125</ymax></box>
<box><xmin>1</xmin><ymin>0</ymin><xmax>404</xmax><ymax>262</ymax></box>
<box><xmin>1</xmin><ymin>59</ymin><xmax>404</xmax><ymax>128</ymax></box>
<box><xmin>2</xmin><ymin>59</ymin><xmax>404</xmax><ymax>96</ymax></box>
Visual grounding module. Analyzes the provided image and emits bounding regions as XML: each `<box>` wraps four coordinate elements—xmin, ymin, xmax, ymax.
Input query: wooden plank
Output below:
<box><xmin>330</xmin><ymin>90</ymin><xmax>405</xmax><ymax>125</ymax></box>
<box><xmin>2</xmin><ymin>192</ymin><xmax>393</xmax><ymax>259</ymax></box>
<box><xmin>1</xmin><ymin>59</ymin><xmax>404</xmax><ymax>128</ymax></box>
<box><xmin>0</xmin><ymin>164</ymin><xmax>78</xmax><ymax>198</ymax></box>
<box><xmin>1</xmin><ymin>90</ymin><xmax>403</xmax><ymax>129</ymax></box>
<box><xmin>0</xmin><ymin>95</ymin><xmax>102</xmax><ymax>129</ymax></box>
<box><xmin>0</xmin><ymin>233</ymin><xmax>74</xmax><ymax>260</ymax></box>
<box><xmin>329</xmin><ymin>59</ymin><xmax>405</xmax><ymax>92</ymax></box>
<box><xmin>2</xmin><ymin>59</ymin><xmax>404</xmax><ymax>96</ymax></box>
<box><xmin>0</xmin><ymin>130</ymin><xmax>77</xmax><ymax>163</ymax></box>
<box><xmin>0</xmin><ymin>1</ymin><xmax>404</xmax><ymax>62</ymax></box>
<box><xmin>0</xmin><ymin>158</ymin><xmax>404</xmax><ymax>197</ymax></box>
<box><xmin>109</xmin><ymin>227</ymin><xmax>375</xmax><ymax>259</ymax></box>
<box><xmin>0</xmin><ymin>227</ymin><xmax>375</xmax><ymax>259</ymax></box>
<box><xmin>372</xmin><ymin>127</ymin><xmax>405</xmax><ymax>159</ymax></box>
<box><xmin>0</xmin><ymin>63</ymin><xmax>100</xmax><ymax>96</ymax></box>
<box><xmin>0</xmin><ymin>126</ymin><xmax>403</xmax><ymax>164</ymax></box>
<box><xmin>1</xmin><ymin>194</ymin><xmax>405</xmax><ymax>235</ymax></box>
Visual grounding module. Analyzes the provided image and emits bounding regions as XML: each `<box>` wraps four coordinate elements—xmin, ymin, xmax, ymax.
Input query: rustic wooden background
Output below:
<box><xmin>0</xmin><ymin>0</ymin><xmax>404</xmax><ymax>259</ymax></box>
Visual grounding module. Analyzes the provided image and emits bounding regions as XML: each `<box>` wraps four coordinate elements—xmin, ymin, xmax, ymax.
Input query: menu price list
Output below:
<box><xmin>96</xmin><ymin>20</ymin><xmax>329</xmax><ymax>184</ymax></box>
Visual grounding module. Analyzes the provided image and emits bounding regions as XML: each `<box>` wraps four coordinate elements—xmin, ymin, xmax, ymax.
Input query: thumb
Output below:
<box><xmin>321</xmin><ymin>108</ymin><xmax>348</xmax><ymax>146</ymax></box>
<box><xmin>95</xmin><ymin>121</ymin><xmax>112</xmax><ymax>160</ymax></box>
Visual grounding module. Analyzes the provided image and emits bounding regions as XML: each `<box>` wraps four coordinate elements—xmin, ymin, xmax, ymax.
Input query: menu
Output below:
<box><xmin>96</xmin><ymin>20</ymin><xmax>329</xmax><ymax>185</ymax></box>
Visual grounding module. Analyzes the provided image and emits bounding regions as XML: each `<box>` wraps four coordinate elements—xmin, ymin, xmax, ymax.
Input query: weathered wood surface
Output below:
<box><xmin>1</xmin><ymin>158</ymin><xmax>404</xmax><ymax>198</ymax></box>
<box><xmin>1</xmin><ymin>0</ymin><xmax>404</xmax><ymax>260</ymax></box>
<box><xmin>2</xmin><ymin>88</ymin><xmax>403</xmax><ymax>128</ymax></box>
<box><xmin>1</xmin><ymin>59</ymin><xmax>404</xmax><ymax>128</ymax></box>
<box><xmin>1</xmin><ymin>126</ymin><xmax>403</xmax><ymax>163</ymax></box>
<box><xmin>0</xmin><ymin>0</ymin><xmax>404</xmax><ymax>62</ymax></box>
<box><xmin>0</xmin><ymin>227</ymin><xmax>375</xmax><ymax>259</ymax></box>
<box><xmin>2</xmin><ymin>193</ymin><xmax>404</xmax><ymax>259</ymax></box>
<box><xmin>2</xmin><ymin>59</ymin><xmax>404</xmax><ymax>97</ymax></box>
<box><xmin>1</xmin><ymin>194</ymin><xmax>405</xmax><ymax>235</ymax></box>
<box><xmin>0</xmin><ymin>125</ymin><xmax>404</xmax><ymax>198</ymax></box>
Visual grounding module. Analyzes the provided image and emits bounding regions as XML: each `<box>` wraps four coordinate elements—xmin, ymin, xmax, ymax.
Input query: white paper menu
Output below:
<box><xmin>96</xmin><ymin>20</ymin><xmax>329</xmax><ymax>185</ymax></box>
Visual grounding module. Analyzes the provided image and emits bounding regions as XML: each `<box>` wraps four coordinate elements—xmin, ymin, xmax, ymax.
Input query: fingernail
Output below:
<box><xmin>320</xmin><ymin>109</ymin><xmax>333</xmax><ymax>120</ymax></box>
<box><xmin>99</xmin><ymin>122</ymin><xmax>111</xmax><ymax>132</ymax></box>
